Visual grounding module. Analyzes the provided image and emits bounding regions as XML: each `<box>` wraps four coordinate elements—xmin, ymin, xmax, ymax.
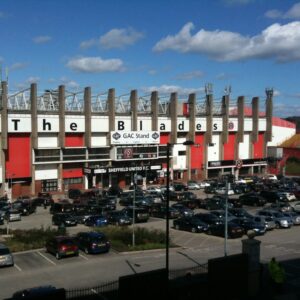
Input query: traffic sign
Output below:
<box><xmin>236</xmin><ymin>159</ymin><xmax>243</xmax><ymax>169</ymax></box>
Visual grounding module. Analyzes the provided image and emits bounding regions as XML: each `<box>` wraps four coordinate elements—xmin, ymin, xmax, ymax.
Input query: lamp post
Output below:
<box><xmin>166</xmin><ymin>140</ymin><xmax>194</xmax><ymax>276</ymax></box>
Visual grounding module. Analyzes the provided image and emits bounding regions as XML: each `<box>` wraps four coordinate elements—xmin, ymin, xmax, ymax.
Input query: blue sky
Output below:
<box><xmin>1</xmin><ymin>0</ymin><xmax>300</xmax><ymax>117</ymax></box>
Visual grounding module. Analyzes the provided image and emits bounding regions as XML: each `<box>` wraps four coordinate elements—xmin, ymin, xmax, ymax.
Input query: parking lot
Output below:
<box><xmin>1</xmin><ymin>185</ymin><xmax>300</xmax><ymax>298</ymax></box>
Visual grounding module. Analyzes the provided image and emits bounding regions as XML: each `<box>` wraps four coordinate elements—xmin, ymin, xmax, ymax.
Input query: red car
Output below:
<box><xmin>45</xmin><ymin>236</ymin><xmax>79</xmax><ymax>260</ymax></box>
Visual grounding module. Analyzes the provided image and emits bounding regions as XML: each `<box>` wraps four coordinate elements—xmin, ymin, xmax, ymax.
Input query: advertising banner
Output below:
<box><xmin>111</xmin><ymin>131</ymin><xmax>160</xmax><ymax>145</ymax></box>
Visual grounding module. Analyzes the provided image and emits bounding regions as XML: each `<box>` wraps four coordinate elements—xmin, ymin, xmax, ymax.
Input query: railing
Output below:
<box><xmin>65</xmin><ymin>263</ymin><xmax>208</xmax><ymax>299</ymax></box>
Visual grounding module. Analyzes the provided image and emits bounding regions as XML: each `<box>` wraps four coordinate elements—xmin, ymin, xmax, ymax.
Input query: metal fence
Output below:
<box><xmin>66</xmin><ymin>263</ymin><xmax>208</xmax><ymax>299</ymax></box>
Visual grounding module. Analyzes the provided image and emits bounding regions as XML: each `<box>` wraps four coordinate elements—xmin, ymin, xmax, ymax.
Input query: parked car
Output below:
<box><xmin>229</xmin><ymin>218</ymin><xmax>266</xmax><ymax>236</ymax></box>
<box><xmin>187</xmin><ymin>181</ymin><xmax>200</xmax><ymax>190</ymax></box>
<box><xmin>146</xmin><ymin>186</ymin><xmax>162</xmax><ymax>194</ymax></box>
<box><xmin>215</xmin><ymin>186</ymin><xmax>235</xmax><ymax>196</ymax></box>
<box><xmin>209</xmin><ymin>210</ymin><xmax>235</xmax><ymax>221</ymax></box>
<box><xmin>68</xmin><ymin>189</ymin><xmax>82</xmax><ymax>200</ymax></box>
<box><xmin>260</xmin><ymin>190</ymin><xmax>285</xmax><ymax>203</ymax></box>
<box><xmin>173</xmin><ymin>216</ymin><xmax>209</xmax><ymax>233</ymax></box>
<box><xmin>173</xmin><ymin>182</ymin><xmax>188</xmax><ymax>191</ymax></box>
<box><xmin>256</xmin><ymin>210</ymin><xmax>293</xmax><ymax>229</ymax></box>
<box><xmin>11</xmin><ymin>285</ymin><xmax>60</xmax><ymax>299</ymax></box>
<box><xmin>291</xmin><ymin>201</ymin><xmax>300</xmax><ymax>212</ymax></box>
<box><xmin>277</xmin><ymin>191</ymin><xmax>297</xmax><ymax>202</ymax></box>
<box><xmin>239</xmin><ymin>193</ymin><xmax>267</xmax><ymax>207</ymax></box>
<box><xmin>50</xmin><ymin>202</ymin><xmax>74</xmax><ymax>214</ymax></box>
<box><xmin>171</xmin><ymin>203</ymin><xmax>194</xmax><ymax>217</ymax></box>
<box><xmin>84</xmin><ymin>215</ymin><xmax>108</xmax><ymax>227</ymax></box>
<box><xmin>282</xmin><ymin>212</ymin><xmax>300</xmax><ymax>225</ymax></box>
<box><xmin>267</xmin><ymin>201</ymin><xmax>293</xmax><ymax>213</ymax></box>
<box><xmin>12</xmin><ymin>200</ymin><xmax>37</xmax><ymax>216</ymax></box>
<box><xmin>0</xmin><ymin>243</ymin><xmax>14</xmax><ymax>267</ymax></box>
<box><xmin>4</xmin><ymin>209</ymin><xmax>21</xmax><ymax>222</ymax></box>
<box><xmin>76</xmin><ymin>231</ymin><xmax>110</xmax><ymax>254</ymax></box>
<box><xmin>45</xmin><ymin>236</ymin><xmax>79</xmax><ymax>260</ymax></box>
<box><xmin>150</xmin><ymin>205</ymin><xmax>180</xmax><ymax>219</ymax></box>
<box><xmin>206</xmin><ymin>222</ymin><xmax>244</xmax><ymax>238</ymax></box>
<box><xmin>105</xmin><ymin>210</ymin><xmax>132</xmax><ymax>226</ymax></box>
<box><xmin>52</xmin><ymin>213</ymin><xmax>77</xmax><ymax>227</ymax></box>
<box><xmin>252</xmin><ymin>216</ymin><xmax>276</xmax><ymax>231</ymax></box>
<box><xmin>228</xmin><ymin>208</ymin><xmax>254</xmax><ymax>220</ymax></box>
<box><xmin>122</xmin><ymin>207</ymin><xmax>150</xmax><ymax>223</ymax></box>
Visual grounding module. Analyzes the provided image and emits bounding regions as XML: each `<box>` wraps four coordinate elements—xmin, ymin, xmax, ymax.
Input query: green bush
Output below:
<box><xmin>0</xmin><ymin>225</ymin><xmax>170</xmax><ymax>253</ymax></box>
<box><xmin>96</xmin><ymin>226</ymin><xmax>167</xmax><ymax>251</ymax></box>
<box><xmin>2</xmin><ymin>226</ymin><xmax>65</xmax><ymax>252</ymax></box>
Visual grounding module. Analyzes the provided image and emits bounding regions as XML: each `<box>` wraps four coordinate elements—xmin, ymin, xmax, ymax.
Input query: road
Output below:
<box><xmin>1</xmin><ymin>192</ymin><xmax>300</xmax><ymax>298</ymax></box>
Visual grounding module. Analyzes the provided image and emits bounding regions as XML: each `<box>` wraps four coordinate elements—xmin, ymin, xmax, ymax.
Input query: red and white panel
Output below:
<box><xmin>38</xmin><ymin>134</ymin><xmax>58</xmax><ymax>148</ymax></box>
<box><xmin>65</xmin><ymin>134</ymin><xmax>84</xmax><ymax>147</ymax></box>
<box><xmin>223</xmin><ymin>133</ymin><xmax>236</xmax><ymax>160</ymax></box>
<box><xmin>207</xmin><ymin>134</ymin><xmax>220</xmax><ymax>161</ymax></box>
<box><xmin>253</xmin><ymin>132</ymin><xmax>264</xmax><ymax>158</ymax></box>
<box><xmin>191</xmin><ymin>134</ymin><xmax>204</xmax><ymax>169</ymax></box>
<box><xmin>238</xmin><ymin>134</ymin><xmax>250</xmax><ymax>159</ymax></box>
<box><xmin>6</xmin><ymin>133</ymin><xmax>31</xmax><ymax>178</ymax></box>
<box><xmin>35</xmin><ymin>164</ymin><xmax>58</xmax><ymax>180</ymax></box>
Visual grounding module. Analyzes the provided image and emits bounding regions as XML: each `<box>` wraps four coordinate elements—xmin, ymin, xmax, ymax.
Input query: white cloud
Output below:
<box><xmin>175</xmin><ymin>70</ymin><xmax>204</xmax><ymax>80</ymax></box>
<box><xmin>148</xmin><ymin>69</ymin><xmax>157</xmax><ymax>75</ymax></box>
<box><xmin>216</xmin><ymin>72</ymin><xmax>232</xmax><ymax>80</ymax></box>
<box><xmin>33</xmin><ymin>36</ymin><xmax>52</xmax><ymax>44</ymax></box>
<box><xmin>274</xmin><ymin>102</ymin><xmax>300</xmax><ymax>117</ymax></box>
<box><xmin>153</xmin><ymin>21</ymin><xmax>300</xmax><ymax>62</ymax></box>
<box><xmin>66</xmin><ymin>56</ymin><xmax>124</xmax><ymax>73</ymax></box>
<box><xmin>80</xmin><ymin>27</ymin><xmax>144</xmax><ymax>50</ymax></box>
<box><xmin>265</xmin><ymin>3</ymin><xmax>300</xmax><ymax>19</ymax></box>
<box><xmin>26</xmin><ymin>76</ymin><xmax>40</xmax><ymax>84</ymax></box>
<box><xmin>60</xmin><ymin>77</ymin><xmax>80</xmax><ymax>90</ymax></box>
<box><xmin>80</xmin><ymin>38</ymin><xmax>97</xmax><ymax>49</ymax></box>
<box><xmin>9</xmin><ymin>62</ymin><xmax>28</xmax><ymax>71</ymax></box>
<box><xmin>142</xmin><ymin>84</ymin><xmax>204</xmax><ymax>95</ymax></box>
<box><xmin>273</xmin><ymin>89</ymin><xmax>281</xmax><ymax>97</ymax></box>
<box><xmin>100</xmin><ymin>28</ymin><xmax>144</xmax><ymax>49</ymax></box>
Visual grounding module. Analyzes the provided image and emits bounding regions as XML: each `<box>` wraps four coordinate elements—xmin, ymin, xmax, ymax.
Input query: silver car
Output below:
<box><xmin>0</xmin><ymin>243</ymin><xmax>14</xmax><ymax>267</ymax></box>
<box><xmin>252</xmin><ymin>216</ymin><xmax>276</xmax><ymax>231</ymax></box>
<box><xmin>283</xmin><ymin>212</ymin><xmax>300</xmax><ymax>225</ymax></box>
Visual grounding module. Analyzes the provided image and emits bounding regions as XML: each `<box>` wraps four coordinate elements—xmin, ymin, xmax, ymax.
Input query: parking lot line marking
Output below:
<box><xmin>37</xmin><ymin>251</ymin><xmax>56</xmax><ymax>265</ymax></box>
<box><xmin>14</xmin><ymin>263</ymin><xmax>22</xmax><ymax>272</ymax></box>
<box><xmin>79</xmin><ymin>254</ymin><xmax>89</xmax><ymax>260</ymax></box>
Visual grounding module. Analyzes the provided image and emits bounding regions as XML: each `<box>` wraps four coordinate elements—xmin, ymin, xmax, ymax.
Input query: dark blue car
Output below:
<box><xmin>84</xmin><ymin>215</ymin><xmax>108</xmax><ymax>227</ymax></box>
<box><xmin>76</xmin><ymin>231</ymin><xmax>110</xmax><ymax>254</ymax></box>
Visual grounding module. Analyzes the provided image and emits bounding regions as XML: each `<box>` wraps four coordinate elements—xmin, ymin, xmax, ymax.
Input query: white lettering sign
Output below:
<box><xmin>111</xmin><ymin>131</ymin><xmax>160</xmax><ymax>145</ymax></box>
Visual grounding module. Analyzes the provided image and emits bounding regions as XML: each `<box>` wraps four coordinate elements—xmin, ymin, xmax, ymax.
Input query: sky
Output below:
<box><xmin>1</xmin><ymin>0</ymin><xmax>300</xmax><ymax>117</ymax></box>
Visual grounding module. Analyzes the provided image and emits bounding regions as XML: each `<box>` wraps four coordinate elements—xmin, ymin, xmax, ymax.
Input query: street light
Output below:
<box><xmin>166</xmin><ymin>140</ymin><xmax>195</xmax><ymax>277</ymax></box>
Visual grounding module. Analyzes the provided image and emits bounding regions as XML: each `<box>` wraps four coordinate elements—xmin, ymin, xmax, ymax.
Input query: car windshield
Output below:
<box><xmin>0</xmin><ymin>248</ymin><xmax>10</xmax><ymax>255</ymax></box>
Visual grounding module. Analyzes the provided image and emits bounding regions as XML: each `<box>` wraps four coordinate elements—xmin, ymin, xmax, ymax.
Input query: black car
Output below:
<box><xmin>105</xmin><ymin>210</ymin><xmax>132</xmax><ymax>226</ymax></box>
<box><xmin>122</xmin><ymin>207</ymin><xmax>150</xmax><ymax>223</ymax></box>
<box><xmin>206</xmin><ymin>222</ymin><xmax>244</xmax><ymax>238</ymax></box>
<box><xmin>260</xmin><ymin>190</ymin><xmax>286</xmax><ymax>203</ymax></box>
<box><xmin>52</xmin><ymin>213</ymin><xmax>77</xmax><ymax>227</ymax></box>
<box><xmin>171</xmin><ymin>203</ymin><xmax>194</xmax><ymax>217</ymax></box>
<box><xmin>239</xmin><ymin>193</ymin><xmax>267</xmax><ymax>207</ymax></box>
<box><xmin>173</xmin><ymin>216</ymin><xmax>209</xmax><ymax>233</ymax></box>
<box><xmin>228</xmin><ymin>208</ymin><xmax>254</xmax><ymax>220</ymax></box>
<box><xmin>76</xmin><ymin>231</ymin><xmax>110</xmax><ymax>254</ymax></box>
<box><xmin>12</xmin><ymin>200</ymin><xmax>36</xmax><ymax>216</ymax></box>
<box><xmin>150</xmin><ymin>205</ymin><xmax>180</xmax><ymax>219</ymax></box>
<box><xmin>204</xmin><ymin>197</ymin><xmax>233</xmax><ymax>210</ymax></box>
<box><xmin>194</xmin><ymin>213</ymin><xmax>224</xmax><ymax>226</ymax></box>
<box><xmin>50</xmin><ymin>202</ymin><xmax>74</xmax><ymax>214</ymax></box>
<box><xmin>229</xmin><ymin>218</ymin><xmax>266</xmax><ymax>236</ymax></box>
<box><xmin>173</xmin><ymin>182</ymin><xmax>188</xmax><ymax>192</ymax></box>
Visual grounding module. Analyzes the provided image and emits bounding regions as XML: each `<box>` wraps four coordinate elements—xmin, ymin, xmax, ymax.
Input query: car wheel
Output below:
<box><xmin>275</xmin><ymin>222</ymin><xmax>280</xmax><ymax>229</ymax></box>
<box><xmin>207</xmin><ymin>229</ymin><xmax>212</xmax><ymax>235</ymax></box>
<box><xmin>191</xmin><ymin>227</ymin><xmax>197</xmax><ymax>233</ymax></box>
<box><xmin>55</xmin><ymin>252</ymin><xmax>61</xmax><ymax>260</ymax></box>
<box><xmin>175</xmin><ymin>224</ymin><xmax>180</xmax><ymax>230</ymax></box>
<box><xmin>84</xmin><ymin>248</ymin><xmax>89</xmax><ymax>254</ymax></box>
